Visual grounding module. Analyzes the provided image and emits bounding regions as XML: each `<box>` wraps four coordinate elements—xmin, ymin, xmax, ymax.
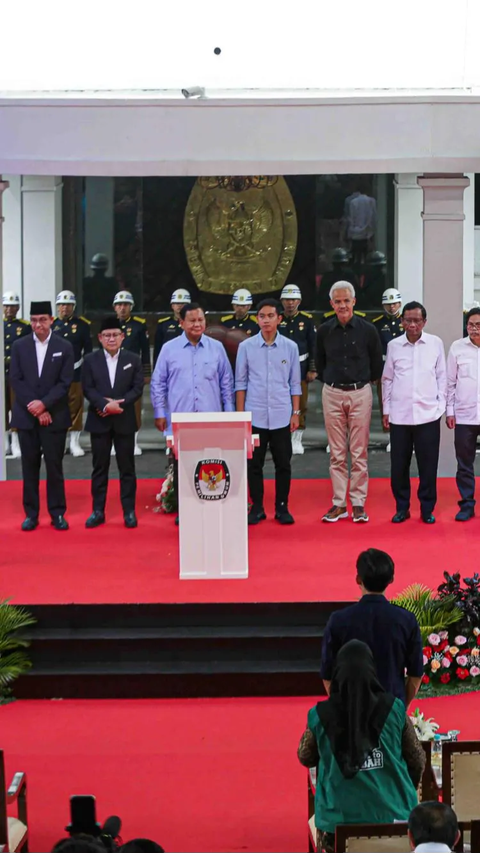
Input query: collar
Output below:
<box><xmin>414</xmin><ymin>844</ymin><xmax>453</xmax><ymax>852</ymax></box>
<box><xmin>181</xmin><ymin>331</ymin><xmax>204</xmax><ymax>348</ymax></box>
<box><xmin>464</xmin><ymin>336</ymin><xmax>480</xmax><ymax>349</ymax></box>
<box><xmin>402</xmin><ymin>333</ymin><xmax>426</xmax><ymax>346</ymax></box>
<box><xmin>56</xmin><ymin>315</ymin><xmax>75</xmax><ymax>323</ymax></box>
<box><xmin>121</xmin><ymin>316</ymin><xmax>132</xmax><ymax>325</ymax></box>
<box><xmin>358</xmin><ymin>594</ymin><xmax>388</xmax><ymax>605</ymax></box>
<box><xmin>33</xmin><ymin>331</ymin><xmax>52</xmax><ymax>345</ymax></box>
<box><xmin>284</xmin><ymin>311</ymin><xmax>299</xmax><ymax>321</ymax></box>
<box><xmin>260</xmin><ymin>332</ymin><xmax>279</xmax><ymax>347</ymax></box>
<box><xmin>103</xmin><ymin>348</ymin><xmax>120</xmax><ymax>361</ymax></box>
<box><xmin>334</xmin><ymin>314</ymin><xmax>357</xmax><ymax>329</ymax></box>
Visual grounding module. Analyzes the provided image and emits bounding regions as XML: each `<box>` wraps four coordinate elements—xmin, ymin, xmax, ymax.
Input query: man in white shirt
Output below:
<box><xmin>382</xmin><ymin>301</ymin><xmax>446</xmax><ymax>525</ymax></box>
<box><xmin>446</xmin><ymin>306</ymin><xmax>480</xmax><ymax>521</ymax></box>
<box><xmin>408</xmin><ymin>802</ymin><xmax>460</xmax><ymax>852</ymax></box>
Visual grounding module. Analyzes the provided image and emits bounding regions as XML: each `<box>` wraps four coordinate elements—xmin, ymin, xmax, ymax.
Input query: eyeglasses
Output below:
<box><xmin>467</xmin><ymin>323</ymin><xmax>480</xmax><ymax>330</ymax></box>
<box><xmin>402</xmin><ymin>319</ymin><xmax>424</xmax><ymax>326</ymax></box>
<box><xmin>101</xmin><ymin>332</ymin><xmax>123</xmax><ymax>339</ymax></box>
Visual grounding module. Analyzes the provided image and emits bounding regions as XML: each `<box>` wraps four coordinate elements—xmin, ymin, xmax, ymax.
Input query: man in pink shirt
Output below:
<box><xmin>382</xmin><ymin>301</ymin><xmax>446</xmax><ymax>525</ymax></box>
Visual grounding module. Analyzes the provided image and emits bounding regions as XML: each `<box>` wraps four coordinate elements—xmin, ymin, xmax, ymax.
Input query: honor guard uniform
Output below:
<box><xmin>153</xmin><ymin>288</ymin><xmax>191</xmax><ymax>367</ymax></box>
<box><xmin>113</xmin><ymin>290</ymin><xmax>151</xmax><ymax>455</ymax></box>
<box><xmin>279</xmin><ymin>284</ymin><xmax>317</xmax><ymax>455</ymax></box>
<box><xmin>372</xmin><ymin>289</ymin><xmax>404</xmax><ymax>359</ymax></box>
<box><xmin>53</xmin><ymin>290</ymin><xmax>92</xmax><ymax>457</ymax></box>
<box><xmin>372</xmin><ymin>288</ymin><xmax>403</xmax><ymax>453</ymax></box>
<box><xmin>3</xmin><ymin>291</ymin><xmax>31</xmax><ymax>457</ymax></box>
<box><xmin>221</xmin><ymin>289</ymin><xmax>259</xmax><ymax>336</ymax></box>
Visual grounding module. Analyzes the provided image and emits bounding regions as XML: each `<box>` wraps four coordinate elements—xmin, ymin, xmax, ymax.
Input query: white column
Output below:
<box><xmin>2</xmin><ymin>176</ymin><xmax>23</xmax><ymax>313</ymax></box>
<box><xmin>0</xmin><ymin>177</ymin><xmax>10</xmax><ymax>481</ymax></box>
<box><xmin>417</xmin><ymin>174</ymin><xmax>470</xmax><ymax>477</ymax></box>
<box><xmin>463</xmin><ymin>172</ymin><xmax>475</xmax><ymax>306</ymax></box>
<box><xmin>84</xmin><ymin>177</ymin><xmax>114</xmax><ymax>276</ymax></box>
<box><xmin>394</xmin><ymin>174</ymin><xmax>423</xmax><ymax>304</ymax></box>
<box><xmin>21</xmin><ymin>176</ymin><xmax>63</xmax><ymax>310</ymax></box>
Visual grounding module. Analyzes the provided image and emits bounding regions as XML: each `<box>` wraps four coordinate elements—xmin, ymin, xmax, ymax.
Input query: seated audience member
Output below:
<box><xmin>120</xmin><ymin>840</ymin><xmax>165</xmax><ymax>853</ymax></box>
<box><xmin>408</xmin><ymin>802</ymin><xmax>460</xmax><ymax>852</ymax></box>
<box><xmin>51</xmin><ymin>838</ymin><xmax>106</xmax><ymax>853</ymax></box>
<box><xmin>320</xmin><ymin>548</ymin><xmax>423</xmax><ymax>706</ymax></box>
<box><xmin>298</xmin><ymin>640</ymin><xmax>425</xmax><ymax>853</ymax></box>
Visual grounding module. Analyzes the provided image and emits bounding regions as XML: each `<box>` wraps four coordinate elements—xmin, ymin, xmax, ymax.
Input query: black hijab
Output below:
<box><xmin>317</xmin><ymin>639</ymin><xmax>395</xmax><ymax>780</ymax></box>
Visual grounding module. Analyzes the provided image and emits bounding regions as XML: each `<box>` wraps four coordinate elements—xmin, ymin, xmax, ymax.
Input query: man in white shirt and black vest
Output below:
<box><xmin>446</xmin><ymin>305</ymin><xmax>480</xmax><ymax>521</ymax></box>
<box><xmin>382</xmin><ymin>301</ymin><xmax>447</xmax><ymax>525</ymax></box>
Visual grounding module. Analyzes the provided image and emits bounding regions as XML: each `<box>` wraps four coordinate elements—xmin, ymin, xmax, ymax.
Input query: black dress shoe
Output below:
<box><xmin>85</xmin><ymin>511</ymin><xmax>105</xmax><ymax>529</ymax></box>
<box><xmin>51</xmin><ymin>515</ymin><xmax>69</xmax><ymax>531</ymax></box>
<box><xmin>455</xmin><ymin>508</ymin><xmax>475</xmax><ymax>522</ymax></box>
<box><xmin>248</xmin><ymin>506</ymin><xmax>267</xmax><ymax>526</ymax></box>
<box><xmin>21</xmin><ymin>517</ymin><xmax>38</xmax><ymax>532</ymax></box>
<box><xmin>391</xmin><ymin>510</ymin><xmax>411</xmax><ymax>523</ymax></box>
<box><xmin>124</xmin><ymin>511</ymin><xmax>138</xmax><ymax>528</ymax></box>
<box><xmin>275</xmin><ymin>504</ymin><xmax>295</xmax><ymax>525</ymax></box>
<box><xmin>422</xmin><ymin>513</ymin><xmax>436</xmax><ymax>524</ymax></box>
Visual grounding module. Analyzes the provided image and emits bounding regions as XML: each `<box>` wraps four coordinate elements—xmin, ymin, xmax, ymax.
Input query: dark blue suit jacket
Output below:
<box><xmin>82</xmin><ymin>349</ymin><xmax>144</xmax><ymax>434</ymax></box>
<box><xmin>9</xmin><ymin>333</ymin><xmax>74</xmax><ymax>431</ymax></box>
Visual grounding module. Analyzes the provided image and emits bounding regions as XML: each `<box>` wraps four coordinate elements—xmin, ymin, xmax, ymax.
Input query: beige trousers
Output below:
<box><xmin>322</xmin><ymin>383</ymin><xmax>372</xmax><ymax>507</ymax></box>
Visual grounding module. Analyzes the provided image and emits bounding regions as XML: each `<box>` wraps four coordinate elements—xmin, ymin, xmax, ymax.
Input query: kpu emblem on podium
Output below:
<box><xmin>194</xmin><ymin>459</ymin><xmax>231</xmax><ymax>501</ymax></box>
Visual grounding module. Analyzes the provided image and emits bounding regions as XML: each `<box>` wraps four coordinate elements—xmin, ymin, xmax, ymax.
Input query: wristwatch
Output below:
<box><xmin>293</xmin><ymin>410</ymin><xmax>301</xmax><ymax>415</ymax></box>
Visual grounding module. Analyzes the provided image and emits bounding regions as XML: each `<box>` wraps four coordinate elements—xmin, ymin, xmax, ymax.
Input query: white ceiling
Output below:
<box><xmin>1</xmin><ymin>0</ymin><xmax>478</xmax><ymax>92</ymax></box>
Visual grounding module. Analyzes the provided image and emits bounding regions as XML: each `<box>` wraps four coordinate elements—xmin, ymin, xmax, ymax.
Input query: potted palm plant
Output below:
<box><xmin>0</xmin><ymin>598</ymin><xmax>36</xmax><ymax>704</ymax></box>
<box><xmin>392</xmin><ymin>583</ymin><xmax>462</xmax><ymax>643</ymax></box>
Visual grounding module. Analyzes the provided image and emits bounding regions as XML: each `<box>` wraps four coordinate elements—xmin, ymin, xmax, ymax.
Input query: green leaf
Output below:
<box><xmin>392</xmin><ymin>584</ymin><xmax>462</xmax><ymax>643</ymax></box>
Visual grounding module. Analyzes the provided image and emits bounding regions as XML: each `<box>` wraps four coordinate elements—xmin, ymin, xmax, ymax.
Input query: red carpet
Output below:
<box><xmin>1</xmin><ymin>693</ymin><xmax>478</xmax><ymax>853</ymax></box>
<box><xmin>0</xmin><ymin>478</ymin><xmax>477</xmax><ymax>604</ymax></box>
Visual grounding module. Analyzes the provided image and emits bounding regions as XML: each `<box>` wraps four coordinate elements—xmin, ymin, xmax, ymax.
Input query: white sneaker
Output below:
<box><xmin>386</xmin><ymin>442</ymin><xmax>391</xmax><ymax>453</ymax></box>
<box><xmin>326</xmin><ymin>444</ymin><xmax>331</xmax><ymax>454</ymax></box>
<box><xmin>292</xmin><ymin>429</ymin><xmax>305</xmax><ymax>455</ymax></box>
<box><xmin>134</xmin><ymin>432</ymin><xmax>143</xmax><ymax>456</ymax></box>
<box><xmin>70</xmin><ymin>431</ymin><xmax>85</xmax><ymax>457</ymax></box>
<box><xmin>10</xmin><ymin>431</ymin><xmax>21</xmax><ymax>458</ymax></box>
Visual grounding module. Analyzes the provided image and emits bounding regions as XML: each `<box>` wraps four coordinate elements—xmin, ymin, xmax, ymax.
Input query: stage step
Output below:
<box><xmin>15</xmin><ymin>601</ymin><xmax>348</xmax><ymax>699</ymax></box>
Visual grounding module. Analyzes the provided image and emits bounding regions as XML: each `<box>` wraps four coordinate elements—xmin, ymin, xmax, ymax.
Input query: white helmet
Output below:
<box><xmin>170</xmin><ymin>289</ymin><xmax>191</xmax><ymax>304</ymax></box>
<box><xmin>2</xmin><ymin>291</ymin><xmax>20</xmax><ymax>306</ymax></box>
<box><xmin>113</xmin><ymin>290</ymin><xmax>135</xmax><ymax>306</ymax></box>
<box><xmin>382</xmin><ymin>288</ymin><xmax>402</xmax><ymax>305</ymax></box>
<box><xmin>281</xmin><ymin>284</ymin><xmax>302</xmax><ymax>300</ymax></box>
<box><xmin>231</xmin><ymin>288</ymin><xmax>253</xmax><ymax>306</ymax></box>
<box><xmin>56</xmin><ymin>290</ymin><xmax>76</xmax><ymax>305</ymax></box>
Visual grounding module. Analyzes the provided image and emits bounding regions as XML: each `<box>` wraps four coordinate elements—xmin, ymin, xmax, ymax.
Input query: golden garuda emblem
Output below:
<box><xmin>183</xmin><ymin>177</ymin><xmax>297</xmax><ymax>295</ymax></box>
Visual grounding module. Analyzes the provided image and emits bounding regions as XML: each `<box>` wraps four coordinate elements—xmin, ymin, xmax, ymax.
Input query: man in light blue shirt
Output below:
<box><xmin>151</xmin><ymin>303</ymin><xmax>234</xmax><ymax>520</ymax></box>
<box><xmin>236</xmin><ymin>299</ymin><xmax>301</xmax><ymax>525</ymax></box>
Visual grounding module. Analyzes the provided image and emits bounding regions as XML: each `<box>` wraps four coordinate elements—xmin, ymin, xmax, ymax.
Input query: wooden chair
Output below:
<box><xmin>334</xmin><ymin>820</ymin><xmax>478</xmax><ymax>852</ymax></box>
<box><xmin>419</xmin><ymin>740</ymin><xmax>441</xmax><ymax>801</ymax></box>
<box><xmin>442</xmin><ymin>740</ymin><xmax>480</xmax><ymax>822</ymax></box>
<box><xmin>0</xmin><ymin>751</ymin><xmax>28</xmax><ymax>853</ymax></box>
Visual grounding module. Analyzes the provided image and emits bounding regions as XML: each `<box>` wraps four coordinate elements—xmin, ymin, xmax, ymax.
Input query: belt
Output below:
<box><xmin>74</xmin><ymin>358</ymin><xmax>83</xmax><ymax>370</ymax></box>
<box><xmin>328</xmin><ymin>381</ymin><xmax>368</xmax><ymax>391</ymax></box>
<box><xmin>299</xmin><ymin>353</ymin><xmax>309</xmax><ymax>362</ymax></box>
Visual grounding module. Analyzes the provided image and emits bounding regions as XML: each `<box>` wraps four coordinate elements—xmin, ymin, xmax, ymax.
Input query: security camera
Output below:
<box><xmin>181</xmin><ymin>86</ymin><xmax>205</xmax><ymax>99</ymax></box>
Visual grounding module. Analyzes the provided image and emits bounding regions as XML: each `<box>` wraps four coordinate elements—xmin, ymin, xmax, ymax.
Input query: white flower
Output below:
<box><xmin>409</xmin><ymin>709</ymin><xmax>440</xmax><ymax>741</ymax></box>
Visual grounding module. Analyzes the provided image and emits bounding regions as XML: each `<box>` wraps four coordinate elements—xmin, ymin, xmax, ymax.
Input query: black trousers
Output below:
<box><xmin>454</xmin><ymin>423</ymin><xmax>480</xmax><ymax>510</ymax></box>
<box><xmin>90</xmin><ymin>430</ymin><xmax>136</xmax><ymax>514</ymax></box>
<box><xmin>248</xmin><ymin>425</ymin><xmax>292</xmax><ymax>509</ymax></box>
<box><xmin>389</xmin><ymin>418</ymin><xmax>441</xmax><ymax>515</ymax></box>
<box><xmin>18</xmin><ymin>426</ymin><xmax>67</xmax><ymax>519</ymax></box>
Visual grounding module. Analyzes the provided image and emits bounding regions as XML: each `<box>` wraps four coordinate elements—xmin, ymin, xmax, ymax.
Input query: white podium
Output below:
<box><xmin>168</xmin><ymin>412</ymin><xmax>258</xmax><ymax>580</ymax></box>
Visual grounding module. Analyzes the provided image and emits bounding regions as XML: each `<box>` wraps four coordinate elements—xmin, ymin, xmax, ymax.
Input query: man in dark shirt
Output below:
<box><xmin>316</xmin><ymin>281</ymin><xmax>383</xmax><ymax>523</ymax></box>
<box><xmin>320</xmin><ymin>548</ymin><xmax>423</xmax><ymax>706</ymax></box>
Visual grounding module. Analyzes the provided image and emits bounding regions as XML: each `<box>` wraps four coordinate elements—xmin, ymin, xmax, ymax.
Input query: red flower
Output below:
<box><xmin>443</xmin><ymin>651</ymin><xmax>453</xmax><ymax>662</ymax></box>
<box><xmin>422</xmin><ymin>674</ymin><xmax>430</xmax><ymax>684</ymax></box>
<box><xmin>440</xmin><ymin>673</ymin><xmax>451</xmax><ymax>684</ymax></box>
<box><xmin>456</xmin><ymin>667</ymin><xmax>470</xmax><ymax>680</ymax></box>
<box><xmin>438</xmin><ymin>640</ymin><xmax>449</xmax><ymax>651</ymax></box>
<box><xmin>423</xmin><ymin>647</ymin><xmax>433</xmax><ymax>659</ymax></box>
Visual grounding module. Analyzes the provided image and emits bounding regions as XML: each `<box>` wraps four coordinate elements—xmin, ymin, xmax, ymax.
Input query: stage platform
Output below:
<box><xmin>1</xmin><ymin>477</ymin><xmax>475</xmax><ymax>699</ymax></box>
<box><xmin>0</xmin><ymin>478</ymin><xmax>473</xmax><ymax>605</ymax></box>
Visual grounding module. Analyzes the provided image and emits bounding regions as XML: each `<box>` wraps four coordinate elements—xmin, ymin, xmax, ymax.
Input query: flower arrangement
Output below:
<box><xmin>409</xmin><ymin>707</ymin><xmax>439</xmax><ymax>741</ymax></box>
<box><xmin>421</xmin><ymin>628</ymin><xmax>480</xmax><ymax>688</ymax></box>
<box><xmin>155</xmin><ymin>464</ymin><xmax>177</xmax><ymax>514</ymax></box>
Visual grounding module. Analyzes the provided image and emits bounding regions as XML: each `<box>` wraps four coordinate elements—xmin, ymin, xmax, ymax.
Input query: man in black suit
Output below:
<box><xmin>9</xmin><ymin>300</ymin><xmax>74</xmax><ymax>531</ymax></box>
<box><xmin>82</xmin><ymin>316</ymin><xmax>144</xmax><ymax>529</ymax></box>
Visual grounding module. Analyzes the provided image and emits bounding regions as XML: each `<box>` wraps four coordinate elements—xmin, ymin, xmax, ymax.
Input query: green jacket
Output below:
<box><xmin>309</xmin><ymin>697</ymin><xmax>418</xmax><ymax>833</ymax></box>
